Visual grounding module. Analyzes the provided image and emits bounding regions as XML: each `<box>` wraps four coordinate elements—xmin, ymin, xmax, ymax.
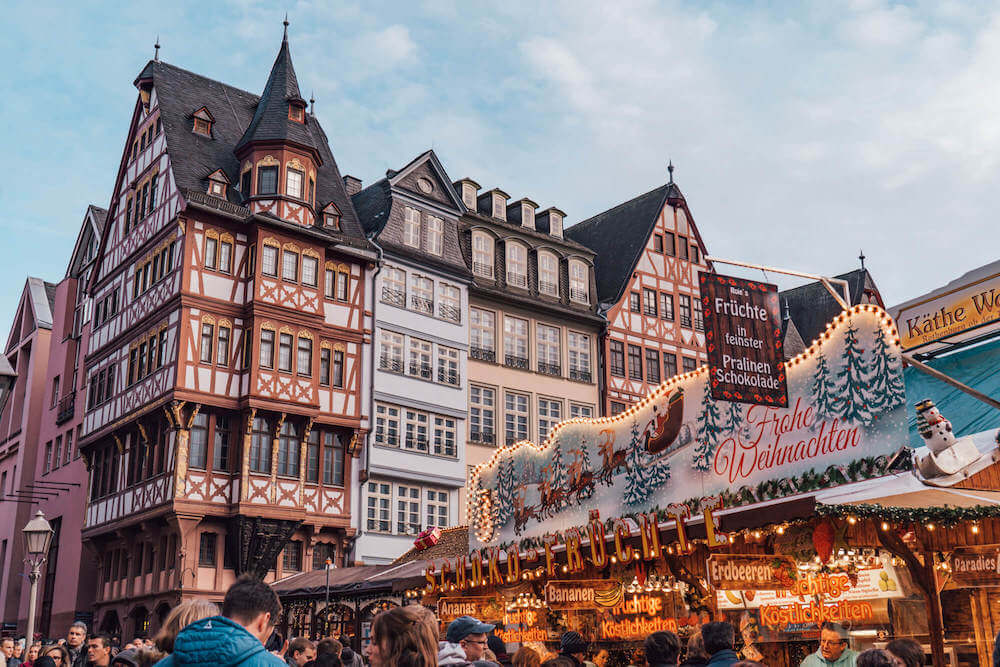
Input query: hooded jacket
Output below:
<box><xmin>154</xmin><ymin>616</ymin><xmax>286</xmax><ymax>667</ymax></box>
<box><xmin>438</xmin><ymin>642</ymin><xmax>469</xmax><ymax>665</ymax></box>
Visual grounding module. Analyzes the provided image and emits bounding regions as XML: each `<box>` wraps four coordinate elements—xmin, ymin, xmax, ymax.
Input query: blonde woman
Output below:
<box><xmin>154</xmin><ymin>598</ymin><xmax>221</xmax><ymax>654</ymax></box>
<box><xmin>365</xmin><ymin>606</ymin><xmax>437</xmax><ymax>667</ymax></box>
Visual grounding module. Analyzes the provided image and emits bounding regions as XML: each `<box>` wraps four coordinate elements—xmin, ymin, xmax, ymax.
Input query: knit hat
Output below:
<box><xmin>560</xmin><ymin>631</ymin><xmax>589</xmax><ymax>655</ymax></box>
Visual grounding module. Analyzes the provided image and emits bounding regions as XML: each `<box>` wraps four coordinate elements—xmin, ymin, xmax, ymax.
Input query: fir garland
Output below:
<box><xmin>816</xmin><ymin>502</ymin><xmax>1000</xmax><ymax>526</ymax></box>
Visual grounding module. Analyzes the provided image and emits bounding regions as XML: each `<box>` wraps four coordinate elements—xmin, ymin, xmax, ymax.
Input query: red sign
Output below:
<box><xmin>699</xmin><ymin>272</ymin><xmax>787</xmax><ymax>407</ymax></box>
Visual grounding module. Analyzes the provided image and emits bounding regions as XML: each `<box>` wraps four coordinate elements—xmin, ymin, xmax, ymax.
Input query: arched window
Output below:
<box><xmin>506</xmin><ymin>242</ymin><xmax>527</xmax><ymax>288</ymax></box>
<box><xmin>472</xmin><ymin>232</ymin><xmax>494</xmax><ymax>278</ymax></box>
<box><xmin>538</xmin><ymin>251</ymin><xmax>559</xmax><ymax>296</ymax></box>
<box><xmin>569</xmin><ymin>260</ymin><xmax>590</xmax><ymax>304</ymax></box>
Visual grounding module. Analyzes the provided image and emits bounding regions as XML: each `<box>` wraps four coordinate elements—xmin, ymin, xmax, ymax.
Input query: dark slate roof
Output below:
<box><xmin>565</xmin><ymin>184</ymin><xmax>673</xmax><ymax>304</ymax></box>
<box><xmin>138</xmin><ymin>56</ymin><xmax>366</xmax><ymax>245</ymax></box>
<box><xmin>235</xmin><ymin>29</ymin><xmax>319</xmax><ymax>155</ymax></box>
<box><xmin>87</xmin><ymin>205</ymin><xmax>109</xmax><ymax>232</ymax></box>
<box><xmin>779</xmin><ymin>269</ymin><xmax>874</xmax><ymax>347</ymax></box>
<box><xmin>351</xmin><ymin>178</ymin><xmax>392</xmax><ymax>236</ymax></box>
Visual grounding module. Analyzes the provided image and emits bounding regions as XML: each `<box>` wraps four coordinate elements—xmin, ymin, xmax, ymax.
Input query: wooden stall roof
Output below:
<box><xmin>817</xmin><ymin>472</ymin><xmax>1000</xmax><ymax>509</ymax></box>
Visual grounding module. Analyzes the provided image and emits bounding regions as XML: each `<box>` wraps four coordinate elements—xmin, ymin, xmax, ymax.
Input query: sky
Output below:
<box><xmin>2</xmin><ymin>0</ymin><xmax>999</xmax><ymax>338</ymax></box>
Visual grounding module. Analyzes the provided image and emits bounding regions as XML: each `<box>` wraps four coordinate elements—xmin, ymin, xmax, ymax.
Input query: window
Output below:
<box><xmin>629</xmin><ymin>292</ymin><xmax>641</xmax><ymax>313</ymax></box>
<box><xmin>260</xmin><ymin>330</ymin><xmax>275</xmax><ymax>369</ymax></box>
<box><xmin>646</xmin><ymin>349</ymin><xmax>661</xmax><ymax>384</ymax></box>
<box><xmin>189</xmin><ymin>413</ymin><xmax>208</xmax><ymax>469</ymax></box>
<box><xmin>506</xmin><ymin>243</ymin><xmax>527</xmax><ymax>288</ymax></box>
<box><xmin>569</xmin><ymin>261</ymin><xmax>589</xmax><ymax>303</ymax></box>
<box><xmin>51</xmin><ymin>375</ymin><xmax>60</xmax><ymax>409</ymax></box>
<box><xmin>437</xmin><ymin>346</ymin><xmax>459</xmax><ymax>385</ymax></box>
<box><xmin>219</xmin><ymin>239</ymin><xmax>232</xmax><ymax>273</ymax></box>
<box><xmin>54</xmin><ymin>439</ymin><xmax>64</xmax><ymax>471</ymax></box>
<box><xmin>568</xmin><ymin>332</ymin><xmax>591</xmax><ymax>381</ymax></box>
<box><xmin>472</xmin><ymin>232</ymin><xmax>494</xmax><ymax>278</ymax></box>
<box><xmin>289</xmin><ymin>103</ymin><xmax>305</xmax><ymax>122</ymax></box>
<box><xmin>654</xmin><ymin>234</ymin><xmax>664</xmax><ymax>252</ymax></box>
<box><xmin>470</xmin><ymin>386</ymin><xmax>495</xmax><ymax>444</ymax></box>
<box><xmin>403</xmin><ymin>207</ymin><xmax>421</xmax><ymax>248</ymax></box>
<box><xmin>679</xmin><ymin>237</ymin><xmax>689</xmax><ymax>260</ymax></box>
<box><xmin>216</xmin><ymin>326</ymin><xmax>230</xmax><ymax>366</ymax></box>
<box><xmin>241</xmin><ymin>170</ymin><xmax>251</xmax><ymax>194</ymax></box>
<box><xmin>536</xmin><ymin>324</ymin><xmax>560</xmax><ymax>375</ymax></box>
<box><xmin>609</xmin><ymin>341</ymin><xmax>625</xmax><ymax>377</ymax></box>
<box><xmin>322</xmin><ymin>431</ymin><xmax>344</xmax><ymax>486</ymax></box>
<box><xmin>320</xmin><ymin>348</ymin><xmax>331</xmax><ymax>386</ymax></box>
<box><xmin>493</xmin><ymin>194</ymin><xmax>506</xmax><ymax>218</ymax></box>
<box><xmin>408</xmin><ymin>338</ymin><xmax>432</xmax><ymax>379</ymax></box>
<box><xmin>693</xmin><ymin>297</ymin><xmax>704</xmax><ymax>331</ymax></box>
<box><xmin>366</xmin><ymin>481</ymin><xmax>391</xmax><ymax>532</ymax></box>
<box><xmin>301</xmin><ymin>256</ymin><xmax>318</xmax><ymax>287</ymax></box>
<box><xmin>286</xmin><ymin>168</ymin><xmax>304</xmax><ymax>199</ymax></box>
<box><xmin>438</xmin><ymin>284</ymin><xmax>460</xmax><ymax>322</ymax></box>
<box><xmin>324</xmin><ymin>268</ymin><xmax>335</xmax><ymax>299</ymax></box>
<box><xmin>277</xmin><ymin>421</ymin><xmax>300</xmax><ymax>477</ymax></box>
<box><xmin>611</xmin><ymin>401</ymin><xmax>626</xmax><ymax>415</ymax></box>
<box><xmin>313</xmin><ymin>543</ymin><xmax>336</xmax><ymax>570</ymax></box>
<box><xmin>682</xmin><ymin>357</ymin><xmax>698</xmax><ymax>373</ymax></box>
<box><xmin>278</xmin><ymin>333</ymin><xmax>293</xmax><ymax>372</ymax></box>
<box><xmin>660</xmin><ymin>293</ymin><xmax>675</xmax><ymax>321</ymax></box>
<box><xmin>198</xmin><ymin>533</ymin><xmax>217</xmax><ymax>567</ymax></box>
<box><xmin>250</xmin><ymin>417</ymin><xmax>272</xmax><ymax>473</ymax></box>
<box><xmin>470</xmin><ymin>308</ymin><xmax>495</xmax><ymax>357</ymax></box>
<box><xmin>664</xmin><ymin>232</ymin><xmax>676</xmax><ymax>256</ymax></box>
<box><xmin>332</xmin><ymin>350</ymin><xmax>344</xmax><ymax>388</ymax></box>
<box><xmin>396</xmin><ymin>485</ymin><xmax>421</xmax><ymax>535</ymax></box>
<box><xmin>538</xmin><ymin>252</ymin><xmax>559</xmax><ymax>296</ymax></box>
<box><xmin>570</xmin><ymin>403</ymin><xmax>594</xmax><ymax>419</ymax></box>
<box><xmin>643</xmin><ymin>289</ymin><xmax>658</xmax><ymax>316</ymax></box>
<box><xmin>679</xmin><ymin>294</ymin><xmax>693</xmax><ymax>327</ymax></box>
<box><xmin>403</xmin><ymin>410</ymin><xmax>429</xmax><ymax>452</ymax></box>
<box><xmin>306</xmin><ymin>430</ymin><xmax>321</xmax><ymax>484</ymax></box>
<box><xmin>538</xmin><ymin>398</ymin><xmax>563</xmax><ymax>439</ymax></box>
<box><xmin>258</xmin><ymin>166</ymin><xmax>278</xmax><ymax>195</ymax></box>
<box><xmin>282</xmin><ymin>541</ymin><xmax>302</xmax><ymax>572</ymax></box>
<box><xmin>200</xmin><ymin>323</ymin><xmax>214</xmax><ymax>363</ymax></box>
<box><xmin>410</xmin><ymin>275</ymin><xmax>434</xmax><ymax>314</ymax></box>
<box><xmin>503</xmin><ymin>316</ymin><xmax>528</xmax><ymax>368</ymax></box>
<box><xmin>664</xmin><ymin>353</ymin><xmax>678</xmax><ymax>380</ymax></box>
<box><xmin>205</xmin><ymin>237</ymin><xmax>218</xmax><ymax>270</ymax></box>
<box><xmin>297</xmin><ymin>337</ymin><xmax>312</xmax><ymax>376</ymax></box>
<box><xmin>505</xmin><ymin>391</ymin><xmax>529</xmax><ymax>445</ymax></box>
<box><xmin>64</xmin><ymin>431</ymin><xmax>73</xmax><ymax>465</ymax></box>
<box><xmin>426</xmin><ymin>216</ymin><xmax>443</xmax><ymax>255</ymax></box>
<box><xmin>282</xmin><ymin>250</ymin><xmax>298</xmax><ymax>282</ymax></box>
<box><xmin>336</xmin><ymin>270</ymin><xmax>349</xmax><ymax>301</ymax></box>
<box><xmin>44</xmin><ymin>441</ymin><xmax>52</xmax><ymax>474</ymax></box>
<box><xmin>379</xmin><ymin>331</ymin><xmax>403</xmax><ymax>373</ymax></box>
<box><xmin>382</xmin><ymin>267</ymin><xmax>406</xmax><ymax>307</ymax></box>
<box><xmin>375</xmin><ymin>404</ymin><xmax>400</xmax><ymax>447</ymax></box>
<box><xmin>194</xmin><ymin>117</ymin><xmax>212</xmax><ymax>136</ymax></box>
<box><xmin>628</xmin><ymin>344</ymin><xmax>643</xmax><ymax>380</ymax></box>
<box><xmin>262</xmin><ymin>245</ymin><xmax>278</xmax><ymax>277</ymax></box>
<box><xmin>213</xmin><ymin>416</ymin><xmax>231</xmax><ymax>472</ymax></box>
<box><xmin>691</xmin><ymin>244</ymin><xmax>700</xmax><ymax>264</ymax></box>
<box><xmin>426</xmin><ymin>489</ymin><xmax>449</xmax><ymax>529</ymax></box>
<box><xmin>433</xmin><ymin>416</ymin><xmax>457</xmax><ymax>456</ymax></box>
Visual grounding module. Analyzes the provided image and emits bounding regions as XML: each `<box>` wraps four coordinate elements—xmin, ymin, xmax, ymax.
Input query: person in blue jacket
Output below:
<box><xmin>156</xmin><ymin>577</ymin><xmax>286</xmax><ymax>667</ymax></box>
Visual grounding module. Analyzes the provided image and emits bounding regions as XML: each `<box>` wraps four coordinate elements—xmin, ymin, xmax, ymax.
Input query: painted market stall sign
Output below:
<box><xmin>469</xmin><ymin>305</ymin><xmax>908</xmax><ymax>549</ymax></box>
<box><xmin>497</xmin><ymin>608</ymin><xmax>549</xmax><ymax>643</ymax></box>
<box><xmin>951</xmin><ymin>545</ymin><xmax>1000</xmax><ymax>586</ymax></box>
<box><xmin>699</xmin><ymin>273</ymin><xmax>787</xmax><ymax>406</ymax></box>
<box><xmin>437</xmin><ymin>596</ymin><xmax>505</xmax><ymax>623</ymax></box>
<box><xmin>544</xmin><ymin>579</ymin><xmax>624</xmax><ymax>610</ymax></box>
<box><xmin>895</xmin><ymin>269</ymin><xmax>1000</xmax><ymax>350</ymax></box>
<box><xmin>716</xmin><ymin>567</ymin><xmax>904</xmax><ymax>609</ymax></box>
<box><xmin>707</xmin><ymin>554</ymin><xmax>799</xmax><ymax>590</ymax></box>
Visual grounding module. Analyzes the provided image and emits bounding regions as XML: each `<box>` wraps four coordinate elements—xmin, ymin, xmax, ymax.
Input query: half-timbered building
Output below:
<box><xmin>77</xmin><ymin>25</ymin><xmax>376</xmax><ymax>637</ymax></box>
<box><xmin>351</xmin><ymin>151</ymin><xmax>471</xmax><ymax>563</ymax></box>
<box><xmin>566</xmin><ymin>171</ymin><xmax>711</xmax><ymax>415</ymax></box>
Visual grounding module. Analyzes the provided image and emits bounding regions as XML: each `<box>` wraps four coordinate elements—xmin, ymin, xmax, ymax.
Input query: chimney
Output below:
<box><xmin>507</xmin><ymin>198</ymin><xmax>538</xmax><ymax>230</ymax></box>
<box><xmin>477</xmin><ymin>188</ymin><xmax>510</xmax><ymax>221</ymax></box>
<box><xmin>343</xmin><ymin>175</ymin><xmax>362</xmax><ymax>196</ymax></box>
<box><xmin>537</xmin><ymin>207</ymin><xmax>566</xmax><ymax>238</ymax></box>
<box><xmin>453</xmin><ymin>178</ymin><xmax>480</xmax><ymax>210</ymax></box>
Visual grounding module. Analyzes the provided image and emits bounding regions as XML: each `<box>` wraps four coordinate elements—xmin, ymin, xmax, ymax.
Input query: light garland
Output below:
<box><xmin>817</xmin><ymin>502</ymin><xmax>1000</xmax><ymax>527</ymax></box>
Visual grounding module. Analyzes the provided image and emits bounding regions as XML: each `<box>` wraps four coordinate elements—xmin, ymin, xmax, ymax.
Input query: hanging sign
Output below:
<box><xmin>544</xmin><ymin>580</ymin><xmax>624</xmax><ymax>610</ymax></box>
<box><xmin>706</xmin><ymin>554</ymin><xmax>799</xmax><ymax>591</ymax></box>
<box><xmin>950</xmin><ymin>545</ymin><xmax>1000</xmax><ymax>586</ymax></box>
<box><xmin>893</xmin><ymin>267</ymin><xmax>1000</xmax><ymax>351</ymax></box>
<box><xmin>437</xmin><ymin>596</ymin><xmax>505</xmax><ymax>624</ymax></box>
<box><xmin>699</xmin><ymin>272</ymin><xmax>787</xmax><ymax>406</ymax></box>
<box><xmin>717</xmin><ymin>567</ymin><xmax>904</xmax><ymax>609</ymax></box>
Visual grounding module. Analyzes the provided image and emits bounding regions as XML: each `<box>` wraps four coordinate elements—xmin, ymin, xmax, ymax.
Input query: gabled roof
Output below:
<box><xmin>6</xmin><ymin>277</ymin><xmax>56</xmax><ymax>352</ymax></box>
<box><xmin>132</xmin><ymin>57</ymin><xmax>366</xmax><ymax>245</ymax></box>
<box><xmin>779</xmin><ymin>268</ymin><xmax>878</xmax><ymax>347</ymax></box>
<box><xmin>565</xmin><ymin>184</ymin><xmax>674</xmax><ymax>304</ymax></box>
<box><xmin>235</xmin><ymin>26</ymin><xmax>319</xmax><ymax>156</ymax></box>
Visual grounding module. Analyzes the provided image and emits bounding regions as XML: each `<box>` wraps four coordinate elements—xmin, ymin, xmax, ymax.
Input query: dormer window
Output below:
<box><xmin>322</xmin><ymin>203</ymin><xmax>342</xmax><ymax>230</ymax></box>
<box><xmin>289</xmin><ymin>103</ymin><xmax>305</xmax><ymax>123</ymax></box>
<box><xmin>206</xmin><ymin>170</ymin><xmax>230</xmax><ymax>199</ymax></box>
<box><xmin>521</xmin><ymin>202</ymin><xmax>536</xmax><ymax>230</ymax></box>
<box><xmin>493</xmin><ymin>194</ymin><xmax>506</xmax><ymax>219</ymax></box>
<box><xmin>192</xmin><ymin>107</ymin><xmax>214</xmax><ymax>137</ymax></box>
<box><xmin>550</xmin><ymin>212</ymin><xmax>563</xmax><ymax>238</ymax></box>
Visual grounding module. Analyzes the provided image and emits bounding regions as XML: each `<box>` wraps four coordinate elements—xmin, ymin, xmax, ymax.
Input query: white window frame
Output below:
<box><xmin>425</xmin><ymin>488</ymin><xmax>449</xmax><ymax>529</ymax></box>
<box><xmin>426</xmin><ymin>215</ymin><xmax>443</xmax><ymax>255</ymax></box>
<box><xmin>396</xmin><ymin>484</ymin><xmax>422</xmax><ymax>535</ymax></box>
<box><xmin>262</xmin><ymin>245</ymin><xmax>279</xmax><ymax>277</ymax></box>
<box><xmin>492</xmin><ymin>194</ymin><xmax>506</xmax><ymax>219</ymax></box>
<box><xmin>503</xmin><ymin>316</ymin><xmax>528</xmax><ymax>363</ymax></box>
<box><xmin>568</xmin><ymin>331</ymin><xmax>591</xmax><ymax>380</ymax></box>
<box><xmin>403</xmin><ymin>206</ymin><xmax>421</xmax><ymax>248</ymax></box>
<box><xmin>301</xmin><ymin>255</ymin><xmax>318</xmax><ymax>287</ymax></box>
<box><xmin>410</xmin><ymin>275</ymin><xmax>434</xmax><ymax>314</ymax></box>
<box><xmin>403</xmin><ymin>409</ymin><xmax>430</xmax><ymax>453</ymax></box>
<box><xmin>550</xmin><ymin>212</ymin><xmax>563</xmax><ymax>238</ymax></box>
<box><xmin>570</xmin><ymin>403</ymin><xmax>594</xmax><ymax>420</ymax></box>
<box><xmin>470</xmin><ymin>385</ymin><xmax>495</xmax><ymax>444</ymax></box>
<box><xmin>205</xmin><ymin>237</ymin><xmax>218</xmax><ymax>270</ymax></box>
<box><xmin>286</xmin><ymin>168</ymin><xmax>304</xmax><ymax>199</ymax></box>
<box><xmin>506</xmin><ymin>242</ymin><xmax>527</xmax><ymax>288</ymax></box>
<box><xmin>472</xmin><ymin>232</ymin><xmax>494</xmax><ymax>278</ymax></box>
<box><xmin>538</xmin><ymin>251</ymin><xmax>559</xmax><ymax>296</ymax></box>
<box><xmin>470</xmin><ymin>308</ymin><xmax>495</xmax><ymax>353</ymax></box>
<box><xmin>282</xmin><ymin>250</ymin><xmax>298</xmax><ymax>282</ymax></box>
<box><xmin>504</xmin><ymin>390</ymin><xmax>530</xmax><ymax>445</ymax></box>
<box><xmin>375</xmin><ymin>403</ymin><xmax>400</xmax><ymax>447</ymax></box>
<box><xmin>521</xmin><ymin>203</ymin><xmax>535</xmax><ymax>228</ymax></box>
<box><xmin>438</xmin><ymin>283</ymin><xmax>461</xmax><ymax>322</ymax></box>
<box><xmin>408</xmin><ymin>338</ymin><xmax>433</xmax><ymax>379</ymax></box>
<box><xmin>536</xmin><ymin>324</ymin><xmax>560</xmax><ymax>372</ymax></box>
<box><xmin>433</xmin><ymin>416</ymin><xmax>457</xmax><ymax>457</ymax></box>
<box><xmin>437</xmin><ymin>345</ymin><xmax>460</xmax><ymax>386</ymax></box>
<box><xmin>537</xmin><ymin>397</ymin><xmax>563</xmax><ymax>440</ymax></box>
<box><xmin>382</xmin><ymin>266</ymin><xmax>406</xmax><ymax>306</ymax></box>
<box><xmin>379</xmin><ymin>330</ymin><xmax>403</xmax><ymax>373</ymax></box>
<box><xmin>569</xmin><ymin>260</ymin><xmax>589</xmax><ymax>303</ymax></box>
<box><xmin>366</xmin><ymin>480</ymin><xmax>392</xmax><ymax>533</ymax></box>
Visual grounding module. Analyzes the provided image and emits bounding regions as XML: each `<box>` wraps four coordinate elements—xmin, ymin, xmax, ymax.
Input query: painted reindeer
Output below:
<box><xmin>597</xmin><ymin>428</ymin><xmax>629</xmax><ymax>485</ymax></box>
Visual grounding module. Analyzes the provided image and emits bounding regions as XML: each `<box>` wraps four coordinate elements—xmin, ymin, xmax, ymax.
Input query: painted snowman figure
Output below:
<box><xmin>916</xmin><ymin>400</ymin><xmax>955</xmax><ymax>455</ymax></box>
<box><xmin>915</xmin><ymin>399</ymin><xmax>982</xmax><ymax>479</ymax></box>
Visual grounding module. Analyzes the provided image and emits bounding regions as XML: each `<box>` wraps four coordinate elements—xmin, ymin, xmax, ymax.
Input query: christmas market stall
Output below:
<box><xmin>410</xmin><ymin>279</ymin><xmax>1000</xmax><ymax>667</ymax></box>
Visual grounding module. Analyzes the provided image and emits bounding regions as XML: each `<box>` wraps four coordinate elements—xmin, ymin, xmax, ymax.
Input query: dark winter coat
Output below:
<box><xmin>705</xmin><ymin>649</ymin><xmax>739</xmax><ymax>667</ymax></box>
<box><xmin>154</xmin><ymin>616</ymin><xmax>285</xmax><ymax>667</ymax></box>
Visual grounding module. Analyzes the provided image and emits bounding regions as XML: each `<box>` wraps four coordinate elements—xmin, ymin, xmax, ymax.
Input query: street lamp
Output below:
<box><xmin>23</xmin><ymin>510</ymin><xmax>54</xmax><ymax>645</ymax></box>
<box><xmin>324</xmin><ymin>558</ymin><xmax>334</xmax><ymax>636</ymax></box>
<box><xmin>0</xmin><ymin>354</ymin><xmax>17</xmax><ymax>416</ymax></box>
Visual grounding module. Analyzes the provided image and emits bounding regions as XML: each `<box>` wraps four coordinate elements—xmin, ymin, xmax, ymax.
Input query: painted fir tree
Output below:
<box><xmin>693</xmin><ymin>383</ymin><xmax>724</xmax><ymax>472</ymax></box>
<box><xmin>724</xmin><ymin>401</ymin><xmax>744</xmax><ymax>437</ymax></box>
<box><xmin>624</xmin><ymin>421</ymin><xmax>671</xmax><ymax>505</ymax></box>
<box><xmin>811</xmin><ymin>351</ymin><xmax>838</xmax><ymax>421</ymax></box>
<box><xmin>867</xmin><ymin>324</ymin><xmax>906</xmax><ymax>415</ymax></box>
<box><xmin>549</xmin><ymin>440</ymin><xmax>568</xmax><ymax>498</ymax></box>
<box><xmin>835</xmin><ymin>321</ymin><xmax>873</xmax><ymax>425</ymax></box>
<box><xmin>494</xmin><ymin>457</ymin><xmax>517</xmax><ymax>526</ymax></box>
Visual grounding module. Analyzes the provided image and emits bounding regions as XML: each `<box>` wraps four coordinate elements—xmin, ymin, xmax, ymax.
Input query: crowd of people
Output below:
<box><xmin>0</xmin><ymin>578</ymin><xmax>937</xmax><ymax>667</ymax></box>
